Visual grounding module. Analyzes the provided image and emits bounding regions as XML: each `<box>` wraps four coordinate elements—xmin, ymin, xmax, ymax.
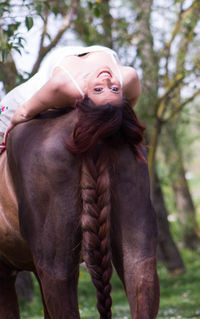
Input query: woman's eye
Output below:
<box><xmin>112</xmin><ymin>87</ymin><xmax>119</xmax><ymax>92</ymax></box>
<box><xmin>94</xmin><ymin>87</ymin><xmax>102</xmax><ymax>92</ymax></box>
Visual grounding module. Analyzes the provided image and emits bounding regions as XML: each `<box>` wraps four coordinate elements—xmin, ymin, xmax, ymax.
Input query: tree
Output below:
<box><xmin>0</xmin><ymin>0</ymin><xmax>79</xmax><ymax>90</ymax></box>
<box><xmin>155</xmin><ymin>0</ymin><xmax>200</xmax><ymax>249</ymax></box>
<box><xmin>147</xmin><ymin>0</ymin><xmax>200</xmax><ymax>186</ymax></box>
<box><xmin>128</xmin><ymin>0</ymin><xmax>187</xmax><ymax>271</ymax></box>
<box><xmin>162</xmin><ymin>113</ymin><xmax>200</xmax><ymax>250</ymax></box>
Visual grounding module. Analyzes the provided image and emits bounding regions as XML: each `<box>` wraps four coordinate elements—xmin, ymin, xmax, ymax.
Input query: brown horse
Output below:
<box><xmin>0</xmin><ymin>99</ymin><xmax>159</xmax><ymax>319</ymax></box>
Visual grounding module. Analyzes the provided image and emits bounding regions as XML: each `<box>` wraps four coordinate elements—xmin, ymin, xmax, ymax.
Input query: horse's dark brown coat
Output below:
<box><xmin>0</xmin><ymin>108</ymin><xmax>159</xmax><ymax>318</ymax></box>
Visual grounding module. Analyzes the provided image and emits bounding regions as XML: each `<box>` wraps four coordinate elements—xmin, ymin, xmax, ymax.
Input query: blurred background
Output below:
<box><xmin>1</xmin><ymin>0</ymin><xmax>200</xmax><ymax>318</ymax></box>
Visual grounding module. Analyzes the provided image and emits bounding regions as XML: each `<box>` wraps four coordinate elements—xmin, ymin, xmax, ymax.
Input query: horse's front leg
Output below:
<box><xmin>0</xmin><ymin>256</ymin><xmax>20</xmax><ymax>319</ymax></box>
<box><xmin>111</xmin><ymin>150</ymin><xmax>160</xmax><ymax>318</ymax></box>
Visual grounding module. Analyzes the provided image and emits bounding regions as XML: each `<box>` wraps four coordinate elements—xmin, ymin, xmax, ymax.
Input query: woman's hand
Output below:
<box><xmin>3</xmin><ymin>121</ymin><xmax>16</xmax><ymax>144</ymax></box>
<box><xmin>11</xmin><ymin>103</ymin><xmax>30</xmax><ymax>125</ymax></box>
<box><xmin>3</xmin><ymin>104</ymin><xmax>30</xmax><ymax>143</ymax></box>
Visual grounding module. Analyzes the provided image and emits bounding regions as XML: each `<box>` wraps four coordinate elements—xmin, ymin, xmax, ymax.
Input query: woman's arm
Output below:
<box><xmin>11</xmin><ymin>71</ymin><xmax>77</xmax><ymax>125</ymax></box>
<box><xmin>3</xmin><ymin>70</ymin><xmax>79</xmax><ymax>143</ymax></box>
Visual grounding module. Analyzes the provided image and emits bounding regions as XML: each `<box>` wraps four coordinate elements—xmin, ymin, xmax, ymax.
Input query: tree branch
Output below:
<box><xmin>156</xmin><ymin>0</ymin><xmax>200</xmax><ymax>120</ymax></box>
<box><xmin>163</xmin><ymin>89</ymin><xmax>200</xmax><ymax>122</ymax></box>
<box><xmin>154</xmin><ymin>72</ymin><xmax>186</xmax><ymax>116</ymax></box>
<box><xmin>45</xmin><ymin>0</ymin><xmax>79</xmax><ymax>52</ymax></box>
<box><xmin>0</xmin><ymin>53</ymin><xmax>18</xmax><ymax>92</ymax></box>
<box><xmin>162</xmin><ymin>0</ymin><xmax>199</xmax><ymax>83</ymax></box>
<box><xmin>30</xmin><ymin>0</ymin><xmax>78</xmax><ymax>76</ymax></box>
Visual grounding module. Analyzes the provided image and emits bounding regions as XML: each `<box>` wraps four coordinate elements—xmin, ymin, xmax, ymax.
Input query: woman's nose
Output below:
<box><xmin>102</xmin><ymin>77</ymin><xmax>113</xmax><ymax>85</ymax></box>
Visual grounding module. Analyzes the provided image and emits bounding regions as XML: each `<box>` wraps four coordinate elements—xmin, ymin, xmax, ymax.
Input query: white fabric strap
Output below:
<box><xmin>58</xmin><ymin>65</ymin><xmax>84</xmax><ymax>97</ymax></box>
<box><xmin>110</xmin><ymin>54</ymin><xmax>123</xmax><ymax>89</ymax></box>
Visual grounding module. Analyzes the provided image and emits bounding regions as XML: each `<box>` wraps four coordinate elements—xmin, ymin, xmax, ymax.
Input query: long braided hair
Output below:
<box><xmin>67</xmin><ymin>95</ymin><xmax>145</xmax><ymax>318</ymax></box>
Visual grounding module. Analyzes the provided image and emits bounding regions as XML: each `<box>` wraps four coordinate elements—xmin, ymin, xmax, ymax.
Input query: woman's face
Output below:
<box><xmin>84</xmin><ymin>67</ymin><xmax>123</xmax><ymax>105</ymax></box>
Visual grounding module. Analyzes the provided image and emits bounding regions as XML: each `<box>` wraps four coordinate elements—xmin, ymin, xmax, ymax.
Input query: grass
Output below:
<box><xmin>19</xmin><ymin>249</ymin><xmax>200</xmax><ymax>319</ymax></box>
<box><xmin>158</xmin><ymin>249</ymin><xmax>200</xmax><ymax>319</ymax></box>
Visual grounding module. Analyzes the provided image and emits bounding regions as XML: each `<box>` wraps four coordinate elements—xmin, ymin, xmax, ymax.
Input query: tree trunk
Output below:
<box><xmin>153</xmin><ymin>174</ymin><xmax>185</xmax><ymax>273</ymax></box>
<box><xmin>132</xmin><ymin>0</ymin><xmax>185</xmax><ymax>272</ymax></box>
<box><xmin>172</xmin><ymin>160</ymin><xmax>200</xmax><ymax>250</ymax></box>
<box><xmin>0</xmin><ymin>53</ymin><xmax>18</xmax><ymax>92</ymax></box>
<box><xmin>163</xmin><ymin>123</ymin><xmax>200</xmax><ymax>250</ymax></box>
<box><xmin>102</xmin><ymin>0</ymin><xmax>113</xmax><ymax>48</ymax></box>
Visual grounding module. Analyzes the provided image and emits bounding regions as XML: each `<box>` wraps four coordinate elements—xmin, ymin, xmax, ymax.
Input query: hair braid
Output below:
<box><xmin>81</xmin><ymin>151</ymin><xmax>112</xmax><ymax>318</ymax></box>
<box><xmin>67</xmin><ymin>95</ymin><xmax>146</xmax><ymax>318</ymax></box>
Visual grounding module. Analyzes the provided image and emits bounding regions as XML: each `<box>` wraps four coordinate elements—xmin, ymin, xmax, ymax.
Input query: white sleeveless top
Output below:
<box><xmin>0</xmin><ymin>45</ymin><xmax>123</xmax><ymax>135</ymax></box>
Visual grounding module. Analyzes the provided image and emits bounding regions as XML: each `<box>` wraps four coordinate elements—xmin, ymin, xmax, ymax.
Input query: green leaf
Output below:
<box><xmin>45</xmin><ymin>32</ymin><xmax>52</xmax><ymax>41</ymax></box>
<box><xmin>52</xmin><ymin>6</ymin><xmax>59</xmax><ymax>15</ymax></box>
<box><xmin>94</xmin><ymin>6</ymin><xmax>101</xmax><ymax>17</ymax></box>
<box><xmin>1</xmin><ymin>49</ymin><xmax>8</xmax><ymax>62</ymax></box>
<box><xmin>88</xmin><ymin>1</ymin><xmax>93</xmax><ymax>10</ymax></box>
<box><xmin>12</xmin><ymin>46</ymin><xmax>22</xmax><ymax>55</ymax></box>
<box><xmin>25</xmin><ymin>16</ymin><xmax>33</xmax><ymax>31</ymax></box>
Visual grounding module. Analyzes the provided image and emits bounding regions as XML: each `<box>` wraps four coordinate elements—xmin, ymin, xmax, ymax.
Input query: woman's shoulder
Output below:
<box><xmin>121</xmin><ymin>66</ymin><xmax>140</xmax><ymax>87</ymax></box>
<box><xmin>121</xmin><ymin>66</ymin><xmax>141</xmax><ymax>106</ymax></box>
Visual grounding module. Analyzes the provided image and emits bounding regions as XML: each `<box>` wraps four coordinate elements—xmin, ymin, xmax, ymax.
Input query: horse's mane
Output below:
<box><xmin>67</xmin><ymin>96</ymin><xmax>145</xmax><ymax>318</ymax></box>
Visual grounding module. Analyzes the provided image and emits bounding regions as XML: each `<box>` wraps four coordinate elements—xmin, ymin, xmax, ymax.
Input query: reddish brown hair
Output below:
<box><xmin>68</xmin><ymin>96</ymin><xmax>145</xmax><ymax>159</ymax></box>
<box><xmin>67</xmin><ymin>96</ymin><xmax>145</xmax><ymax>318</ymax></box>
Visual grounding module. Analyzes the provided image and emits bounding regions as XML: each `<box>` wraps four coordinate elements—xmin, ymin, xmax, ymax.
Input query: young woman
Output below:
<box><xmin>0</xmin><ymin>45</ymin><xmax>141</xmax><ymax>149</ymax></box>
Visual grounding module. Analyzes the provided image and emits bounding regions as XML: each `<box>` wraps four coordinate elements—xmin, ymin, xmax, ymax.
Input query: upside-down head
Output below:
<box><xmin>67</xmin><ymin>95</ymin><xmax>146</xmax><ymax>160</ymax></box>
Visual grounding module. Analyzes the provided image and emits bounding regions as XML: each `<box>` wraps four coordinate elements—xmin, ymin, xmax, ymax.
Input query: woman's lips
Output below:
<box><xmin>97</xmin><ymin>70</ymin><xmax>112</xmax><ymax>78</ymax></box>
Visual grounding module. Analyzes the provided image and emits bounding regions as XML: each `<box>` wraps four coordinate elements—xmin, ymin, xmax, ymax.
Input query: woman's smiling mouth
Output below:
<box><xmin>97</xmin><ymin>70</ymin><xmax>112</xmax><ymax>78</ymax></box>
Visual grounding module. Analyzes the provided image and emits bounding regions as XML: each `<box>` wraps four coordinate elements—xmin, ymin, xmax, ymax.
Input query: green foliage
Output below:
<box><xmin>87</xmin><ymin>1</ymin><xmax>104</xmax><ymax>18</ymax></box>
<box><xmin>25</xmin><ymin>16</ymin><xmax>34</xmax><ymax>31</ymax></box>
<box><xmin>0</xmin><ymin>1</ymin><xmax>34</xmax><ymax>61</ymax></box>
<box><xmin>0</xmin><ymin>22</ymin><xmax>24</xmax><ymax>61</ymax></box>
<box><xmin>0</xmin><ymin>0</ymin><xmax>52</xmax><ymax>61</ymax></box>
